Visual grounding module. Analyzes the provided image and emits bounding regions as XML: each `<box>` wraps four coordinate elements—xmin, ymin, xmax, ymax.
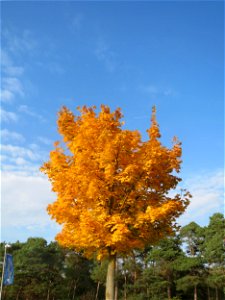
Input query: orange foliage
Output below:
<box><xmin>41</xmin><ymin>105</ymin><xmax>191</xmax><ymax>259</ymax></box>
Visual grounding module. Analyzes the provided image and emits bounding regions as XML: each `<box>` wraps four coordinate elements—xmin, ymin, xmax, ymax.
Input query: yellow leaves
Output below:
<box><xmin>111</xmin><ymin>224</ymin><xmax>129</xmax><ymax>243</ymax></box>
<box><xmin>147</xmin><ymin>106</ymin><xmax>161</xmax><ymax>140</ymax></box>
<box><xmin>117</xmin><ymin>164</ymin><xmax>139</xmax><ymax>184</ymax></box>
<box><xmin>145</xmin><ymin>202</ymin><xmax>177</xmax><ymax>222</ymax></box>
<box><xmin>99</xmin><ymin>105</ymin><xmax>123</xmax><ymax>128</ymax></box>
<box><xmin>40</xmin><ymin>104</ymin><xmax>191</xmax><ymax>260</ymax></box>
<box><xmin>57</xmin><ymin>107</ymin><xmax>78</xmax><ymax>143</ymax></box>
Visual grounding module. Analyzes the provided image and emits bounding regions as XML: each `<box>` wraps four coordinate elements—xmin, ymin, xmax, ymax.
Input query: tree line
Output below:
<box><xmin>1</xmin><ymin>212</ymin><xmax>224</xmax><ymax>300</ymax></box>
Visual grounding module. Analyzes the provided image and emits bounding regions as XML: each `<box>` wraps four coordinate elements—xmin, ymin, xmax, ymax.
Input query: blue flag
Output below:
<box><xmin>3</xmin><ymin>254</ymin><xmax>14</xmax><ymax>285</ymax></box>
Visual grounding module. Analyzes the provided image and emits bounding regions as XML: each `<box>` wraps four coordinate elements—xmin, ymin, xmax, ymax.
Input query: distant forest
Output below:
<box><xmin>1</xmin><ymin>213</ymin><xmax>224</xmax><ymax>300</ymax></box>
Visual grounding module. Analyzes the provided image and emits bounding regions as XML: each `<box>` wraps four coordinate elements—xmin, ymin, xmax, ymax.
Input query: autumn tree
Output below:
<box><xmin>41</xmin><ymin>105</ymin><xmax>191</xmax><ymax>300</ymax></box>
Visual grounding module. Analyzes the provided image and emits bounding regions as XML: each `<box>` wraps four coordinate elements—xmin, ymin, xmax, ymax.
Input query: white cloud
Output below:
<box><xmin>18</xmin><ymin>105</ymin><xmax>45</xmax><ymax>122</ymax></box>
<box><xmin>1</xmin><ymin>171</ymin><xmax>55</xmax><ymax>228</ymax></box>
<box><xmin>1</xmin><ymin>129</ymin><xmax>25</xmax><ymax>142</ymax></box>
<box><xmin>0</xmin><ymin>141</ymin><xmax>55</xmax><ymax>241</ymax></box>
<box><xmin>1</xmin><ymin>144</ymin><xmax>43</xmax><ymax>162</ymax></box>
<box><xmin>1</xmin><ymin>162</ymin><xmax>40</xmax><ymax>175</ymax></box>
<box><xmin>178</xmin><ymin>169</ymin><xmax>224</xmax><ymax>226</ymax></box>
<box><xmin>0</xmin><ymin>108</ymin><xmax>18</xmax><ymax>123</ymax></box>
<box><xmin>0</xmin><ymin>90</ymin><xmax>14</xmax><ymax>102</ymax></box>
<box><xmin>1</xmin><ymin>142</ymin><xmax>49</xmax><ymax>177</ymax></box>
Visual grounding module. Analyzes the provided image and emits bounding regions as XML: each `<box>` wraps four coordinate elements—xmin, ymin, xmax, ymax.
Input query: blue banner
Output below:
<box><xmin>3</xmin><ymin>254</ymin><xmax>14</xmax><ymax>285</ymax></box>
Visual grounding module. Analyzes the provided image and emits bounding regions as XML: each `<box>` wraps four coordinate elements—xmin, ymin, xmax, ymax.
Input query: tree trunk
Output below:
<box><xmin>194</xmin><ymin>285</ymin><xmax>197</xmax><ymax>300</ymax></box>
<box><xmin>72</xmin><ymin>280</ymin><xmax>78</xmax><ymax>300</ymax></box>
<box><xmin>47</xmin><ymin>281</ymin><xmax>51</xmax><ymax>300</ymax></box>
<box><xmin>68</xmin><ymin>280</ymin><xmax>73</xmax><ymax>298</ymax></box>
<box><xmin>16</xmin><ymin>287</ymin><xmax>22</xmax><ymax>300</ymax></box>
<box><xmin>167</xmin><ymin>285</ymin><xmax>172</xmax><ymax>300</ymax></box>
<box><xmin>207</xmin><ymin>285</ymin><xmax>211</xmax><ymax>300</ymax></box>
<box><xmin>47</xmin><ymin>287</ymin><xmax>50</xmax><ymax>300</ymax></box>
<box><xmin>215</xmin><ymin>287</ymin><xmax>219</xmax><ymax>300</ymax></box>
<box><xmin>124</xmin><ymin>273</ymin><xmax>127</xmax><ymax>300</ymax></box>
<box><xmin>95</xmin><ymin>281</ymin><xmax>100</xmax><ymax>300</ymax></box>
<box><xmin>106</xmin><ymin>255</ymin><xmax>116</xmax><ymax>300</ymax></box>
<box><xmin>115</xmin><ymin>259</ymin><xmax>118</xmax><ymax>300</ymax></box>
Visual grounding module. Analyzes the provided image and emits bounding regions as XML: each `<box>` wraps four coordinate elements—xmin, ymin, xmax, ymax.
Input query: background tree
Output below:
<box><xmin>177</xmin><ymin>223</ymin><xmax>206</xmax><ymax>300</ymax></box>
<box><xmin>177</xmin><ymin>222</ymin><xmax>210</xmax><ymax>300</ymax></box>
<box><xmin>0</xmin><ymin>213</ymin><xmax>224</xmax><ymax>299</ymax></box>
<box><xmin>147</xmin><ymin>235</ymin><xmax>184</xmax><ymax>300</ymax></box>
<box><xmin>90</xmin><ymin>259</ymin><xmax>108</xmax><ymax>300</ymax></box>
<box><xmin>119</xmin><ymin>251</ymin><xmax>144</xmax><ymax>300</ymax></box>
<box><xmin>12</xmin><ymin>238</ymin><xmax>65</xmax><ymax>300</ymax></box>
<box><xmin>203</xmin><ymin>213</ymin><xmax>225</xmax><ymax>300</ymax></box>
<box><xmin>0</xmin><ymin>239</ymin><xmax>96</xmax><ymax>300</ymax></box>
<box><xmin>41</xmin><ymin>105</ymin><xmax>191</xmax><ymax>299</ymax></box>
<box><xmin>64</xmin><ymin>250</ymin><xmax>96</xmax><ymax>300</ymax></box>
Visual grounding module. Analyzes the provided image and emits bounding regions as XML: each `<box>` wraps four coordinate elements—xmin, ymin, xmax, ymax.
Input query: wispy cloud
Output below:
<box><xmin>35</xmin><ymin>60</ymin><xmax>65</xmax><ymax>75</ymax></box>
<box><xmin>1</xmin><ymin>77</ymin><xmax>24</xmax><ymax>101</ymax></box>
<box><xmin>95</xmin><ymin>38</ymin><xmax>117</xmax><ymax>72</ymax></box>
<box><xmin>139</xmin><ymin>84</ymin><xmax>177</xmax><ymax>98</ymax></box>
<box><xmin>3</xmin><ymin>28</ymin><xmax>37</xmax><ymax>54</ymax></box>
<box><xmin>47</xmin><ymin>62</ymin><xmax>65</xmax><ymax>75</ymax></box>
<box><xmin>37</xmin><ymin>136</ymin><xmax>53</xmax><ymax>146</ymax></box>
<box><xmin>1</xmin><ymin>50</ymin><xmax>24</xmax><ymax>76</ymax></box>
<box><xmin>178</xmin><ymin>169</ymin><xmax>224</xmax><ymax>226</ymax></box>
<box><xmin>1</xmin><ymin>141</ymin><xmax>48</xmax><ymax>175</ymax></box>
<box><xmin>1</xmin><ymin>144</ymin><xmax>43</xmax><ymax>162</ymax></box>
<box><xmin>18</xmin><ymin>105</ymin><xmax>45</xmax><ymax>122</ymax></box>
<box><xmin>1</xmin><ymin>129</ymin><xmax>25</xmax><ymax>143</ymax></box>
<box><xmin>1</xmin><ymin>27</ymin><xmax>38</xmax><ymax>104</ymax></box>
<box><xmin>0</xmin><ymin>90</ymin><xmax>14</xmax><ymax>103</ymax></box>
<box><xmin>1</xmin><ymin>50</ymin><xmax>25</xmax><ymax>103</ymax></box>
<box><xmin>0</xmin><ymin>108</ymin><xmax>18</xmax><ymax>123</ymax></box>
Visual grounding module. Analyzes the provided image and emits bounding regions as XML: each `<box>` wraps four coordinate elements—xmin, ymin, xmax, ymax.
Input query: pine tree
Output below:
<box><xmin>203</xmin><ymin>213</ymin><xmax>225</xmax><ymax>300</ymax></box>
<box><xmin>177</xmin><ymin>223</ymin><xmax>205</xmax><ymax>300</ymax></box>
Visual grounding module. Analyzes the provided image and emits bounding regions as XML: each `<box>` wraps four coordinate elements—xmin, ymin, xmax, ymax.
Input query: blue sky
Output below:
<box><xmin>1</xmin><ymin>1</ymin><xmax>224</xmax><ymax>243</ymax></box>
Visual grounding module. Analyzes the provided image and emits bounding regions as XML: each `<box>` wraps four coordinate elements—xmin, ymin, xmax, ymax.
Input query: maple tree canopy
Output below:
<box><xmin>41</xmin><ymin>105</ymin><xmax>191</xmax><ymax>259</ymax></box>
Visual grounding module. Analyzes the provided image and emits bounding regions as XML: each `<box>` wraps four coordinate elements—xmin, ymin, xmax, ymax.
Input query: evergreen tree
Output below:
<box><xmin>177</xmin><ymin>223</ymin><xmax>206</xmax><ymax>300</ymax></box>
<box><xmin>64</xmin><ymin>250</ymin><xmax>96</xmax><ymax>300</ymax></box>
<box><xmin>0</xmin><ymin>212</ymin><xmax>224</xmax><ymax>300</ymax></box>
<box><xmin>203</xmin><ymin>213</ymin><xmax>225</xmax><ymax>300</ymax></box>
<box><xmin>148</xmin><ymin>235</ymin><xmax>183</xmax><ymax>299</ymax></box>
